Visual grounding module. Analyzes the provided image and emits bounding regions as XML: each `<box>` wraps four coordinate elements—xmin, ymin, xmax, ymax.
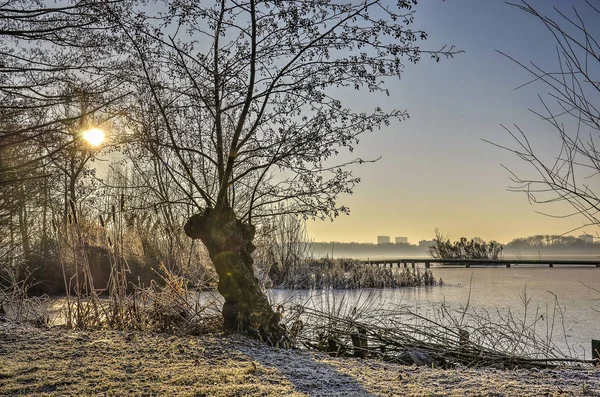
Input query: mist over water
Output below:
<box><xmin>269</xmin><ymin>266</ymin><xmax>600</xmax><ymax>358</ymax></box>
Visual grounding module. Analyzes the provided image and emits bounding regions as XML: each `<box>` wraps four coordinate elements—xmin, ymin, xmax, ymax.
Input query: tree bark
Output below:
<box><xmin>184</xmin><ymin>207</ymin><xmax>283</xmax><ymax>344</ymax></box>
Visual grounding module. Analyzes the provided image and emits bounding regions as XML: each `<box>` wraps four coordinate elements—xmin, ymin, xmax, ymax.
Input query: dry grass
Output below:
<box><xmin>1</xmin><ymin>323</ymin><xmax>599</xmax><ymax>396</ymax></box>
<box><xmin>0</xmin><ymin>324</ymin><xmax>300</xmax><ymax>396</ymax></box>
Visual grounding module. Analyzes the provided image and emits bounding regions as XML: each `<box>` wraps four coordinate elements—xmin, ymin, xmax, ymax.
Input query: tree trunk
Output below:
<box><xmin>184</xmin><ymin>207</ymin><xmax>283</xmax><ymax>344</ymax></box>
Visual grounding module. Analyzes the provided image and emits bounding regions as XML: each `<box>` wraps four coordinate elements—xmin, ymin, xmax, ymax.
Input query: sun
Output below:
<box><xmin>81</xmin><ymin>128</ymin><xmax>106</xmax><ymax>147</ymax></box>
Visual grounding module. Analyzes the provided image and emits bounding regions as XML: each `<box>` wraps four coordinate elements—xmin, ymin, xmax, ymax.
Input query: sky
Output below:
<box><xmin>306</xmin><ymin>0</ymin><xmax>599</xmax><ymax>245</ymax></box>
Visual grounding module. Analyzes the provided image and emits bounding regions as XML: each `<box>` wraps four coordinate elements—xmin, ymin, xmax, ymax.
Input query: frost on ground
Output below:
<box><xmin>0</xmin><ymin>323</ymin><xmax>599</xmax><ymax>396</ymax></box>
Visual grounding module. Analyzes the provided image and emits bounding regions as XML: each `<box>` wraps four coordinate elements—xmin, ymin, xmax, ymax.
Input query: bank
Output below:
<box><xmin>1</xmin><ymin>323</ymin><xmax>599</xmax><ymax>396</ymax></box>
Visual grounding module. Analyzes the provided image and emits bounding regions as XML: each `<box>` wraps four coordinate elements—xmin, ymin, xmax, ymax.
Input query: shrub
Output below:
<box><xmin>428</xmin><ymin>229</ymin><xmax>503</xmax><ymax>260</ymax></box>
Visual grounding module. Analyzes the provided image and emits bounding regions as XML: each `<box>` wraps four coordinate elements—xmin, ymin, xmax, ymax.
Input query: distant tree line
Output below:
<box><xmin>310</xmin><ymin>232</ymin><xmax>600</xmax><ymax>262</ymax></box>
<box><xmin>504</xmin><ymin>235</ymin><xmax>600</xmax><ymax>254</ymax></box>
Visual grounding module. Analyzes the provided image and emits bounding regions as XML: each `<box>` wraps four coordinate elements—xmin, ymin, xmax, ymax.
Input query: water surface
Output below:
<box><xmin>269</xmin><ymin>266</ymin><xmax>600</xmax><ymax>358</ymax></box>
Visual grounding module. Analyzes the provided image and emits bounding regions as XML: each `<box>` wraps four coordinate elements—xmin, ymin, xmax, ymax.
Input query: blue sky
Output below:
<box><xmin>307</xmin><ymin>0</ymin><xmax>599</xmax><ymax>244</ymax></box>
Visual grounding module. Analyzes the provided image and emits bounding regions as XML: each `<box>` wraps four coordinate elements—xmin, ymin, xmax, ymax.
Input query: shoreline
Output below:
<box><xmin>1</xmin><ymin>323</ymin><xmax>599</xmax><ymax>396</ymax></box>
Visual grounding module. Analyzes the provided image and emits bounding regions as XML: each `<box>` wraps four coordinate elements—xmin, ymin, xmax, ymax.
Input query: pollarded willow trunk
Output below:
<box><xmin>184</xmin><ymin>207</ymin><xmax>283</xmax><ymax>344</ymax></box>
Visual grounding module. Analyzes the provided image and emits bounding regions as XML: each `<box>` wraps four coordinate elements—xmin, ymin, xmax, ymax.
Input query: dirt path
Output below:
<box><xmin>1</xmin><ymin>323</ymin><xmax>599</xmax><ymax>396</ymax></box>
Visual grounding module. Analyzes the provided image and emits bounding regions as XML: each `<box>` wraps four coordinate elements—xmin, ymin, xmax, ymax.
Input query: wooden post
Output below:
<box><xmin>549</xmin><ymin>263</ymin><xmax>553</xmax><ymax>268</ymax></box>
<box><xmin>351</xmin><ymin>327</ymin><xmax>368</xmax><ymax>359</ymax></box>
<box><xmin>327</xmin><ymin>338</ymin><xmax>339</xmax><ymax>356</ymax></box>
<box><xmin>403</xmin><ymin>262</ymin><xmax>407</xmax><ymax>269</ymax></box>
<box><xmin>465</xmin><ymin>263</ymin><xmax>470</xmax><ymax>268</ymax></box>
<box><xmin>411</xmin><ymin>263</ymin><xmax>415</xmax><ymax>269</ymax></box>
<box><xmin>506</xmin><ymin>263</ymin><xmax>511</xmax><ymax>268</ymax></box>
<box><xmin>425</xmin><ymin>262</ymin><xmax>430</xmax><ymax>269</ymax></box>
<box><xmin>592</xmin><ymin>339</ymin><xmax>600</xmax><ymax>361</ymax></box>
<box><xmin>459</xmin><ymin>329</ymin><xmax>470</xmax><ymax>350</ymax></box>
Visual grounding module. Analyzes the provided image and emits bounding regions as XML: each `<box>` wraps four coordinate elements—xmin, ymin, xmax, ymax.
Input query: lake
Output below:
<box><xmin>268</xmin><ymin>266</ymin><xmax>600</xmax><ymax>359</ymax></box>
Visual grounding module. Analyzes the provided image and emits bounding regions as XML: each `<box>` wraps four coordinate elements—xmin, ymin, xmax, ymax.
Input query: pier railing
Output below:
<box><xmin>361</xmin><ymin>258</ymin><xmax>600</xmax><ymax>268</ymax></box>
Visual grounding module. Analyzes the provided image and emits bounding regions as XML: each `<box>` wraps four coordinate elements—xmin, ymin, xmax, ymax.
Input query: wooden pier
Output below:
<box><xmin>361</xmin><ymin>258</ymin><xmax>600</xmax><ymax>269</ymax></box>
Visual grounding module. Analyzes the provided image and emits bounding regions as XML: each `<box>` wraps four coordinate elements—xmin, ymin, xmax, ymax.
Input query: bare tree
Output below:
<box><xmin>0</xmin><ymin>0</ymin><xmax>131</xmax><ymax>288</ymax></box>
<box><xmin>111</xmin><ymin>0</ymin><xmax>459</xmax><ymax>341</ymax></box>
<box><xmin>489</xmin><ymin>1</ymin><xmax>600</xmax><ymax>232</ymax></box>
<box><xmin>0</xmin><ymin>0</ymin><xmax>129</xmax><ymax>183</ymax></box>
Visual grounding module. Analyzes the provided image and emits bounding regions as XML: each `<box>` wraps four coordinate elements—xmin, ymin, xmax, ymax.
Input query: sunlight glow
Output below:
<box><xmin>81</xmin><ymin>128</ymin><xmax>105</xmax><ymax>147</ymax></box>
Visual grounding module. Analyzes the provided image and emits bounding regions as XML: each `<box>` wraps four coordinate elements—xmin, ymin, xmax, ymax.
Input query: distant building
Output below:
<box><xmin>419</xmin><ymin>240</ymin><xmax>434</xmax><ymax>249</ymax></box>
<box><xmin>377</xmin><ymin>235</ymin><xmax>391</xmax><ymax>245</ymax></box>
<box><xmin>579</xmin><ymin>234</ymin><xmax>593</xmax><ymax>244</ymax></box>
<box><xmin>395</xmin><ymin>237</ymin><xmax>408</xmax><ymax>244</ymax></box>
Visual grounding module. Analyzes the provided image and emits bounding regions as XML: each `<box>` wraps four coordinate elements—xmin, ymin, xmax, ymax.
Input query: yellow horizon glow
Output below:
<box><xmin>82</xmin><ymin>128</ymin><xmax>105</xmax><ymax>147</ymax></box>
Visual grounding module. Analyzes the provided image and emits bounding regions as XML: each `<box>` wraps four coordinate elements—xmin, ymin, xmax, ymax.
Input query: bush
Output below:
<box><xmin>428</xmin><ymin>229</ymin><xmax>503</xmax><ymax>260</ymax></box>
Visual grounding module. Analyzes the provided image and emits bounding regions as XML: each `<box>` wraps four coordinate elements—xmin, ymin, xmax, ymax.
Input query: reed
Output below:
<box><xmin>280</xmin><ymin>288</ymin><xmax>596</xmax><ymax>368</ymax></box>
<box><xmin>265</xmin><ymin>257</ymin><xmax>440</xmax><ymax>289</ymax></box>
<box><xmin>0</xmin><ymin>269</ymin><xmax>53</xmax><ymax>326</ymax></box>
<box><xmin>48</xmin><ymin>194</ymin><xmax>222</xmax><ymax>334</ymax></box>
